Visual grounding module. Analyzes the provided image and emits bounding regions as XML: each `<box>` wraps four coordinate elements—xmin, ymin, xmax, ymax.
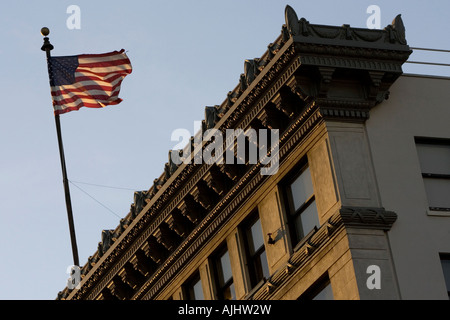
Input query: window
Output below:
<box><xmin>312</xmin><ymin>281</ymin><xmax>333</xmax><ymax>300</ymax></box>
<box><xmin>298</xmin><ymin>274</ymin><xmax>333</xmax><ymax>300</ymax></box>
<box><xmin>284</xmin><ymin>161</ymin><xmax>320</xmax><ymax>246</ymax></box>
<box><xmin>243</xmin><ymin>213</ymin><xmax>270</xmax><ymax>287</ymax></box>
<box><xmin>185</xmin><ymin>272</ymin><xmax>204</xmax><ymax>300</ymax></box>
<box><xmin>440</xmin><ymin>254</ymin><xmax>450</xmax><ymax>299</ymax></box>
<box><xmin>213</xmin><ymin>246</ymin><xmax>236</xmax><ymax>300</ymax></box>
<box><xmin>416</xmin><ymin>138</ymin><xmax>450</xmax><ymax>211</ymax></box>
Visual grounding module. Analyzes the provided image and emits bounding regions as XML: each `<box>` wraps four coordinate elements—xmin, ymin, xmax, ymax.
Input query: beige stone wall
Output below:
<box><xmin>273</xmin><ymin>227</ymin><xmax>359</xmax><ymax>300</ymax></box>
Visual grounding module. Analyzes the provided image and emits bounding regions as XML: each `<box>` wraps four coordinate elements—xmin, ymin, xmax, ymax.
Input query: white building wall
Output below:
<box><xmin>365</xmin><ymin>74</ymin><xmax>450</xmax><ymax>299</ymax></box>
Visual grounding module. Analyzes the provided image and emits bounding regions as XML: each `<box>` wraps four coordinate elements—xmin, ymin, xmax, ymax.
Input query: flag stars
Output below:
<box><xmin>49</xmin><ymin>56</ymin><xmax>79</xmax><ymax>86</ymax></box>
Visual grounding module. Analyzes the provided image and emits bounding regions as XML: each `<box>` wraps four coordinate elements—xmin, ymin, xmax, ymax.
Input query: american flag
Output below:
<box><xmin>48</xmin><ymin>49</ymin><xmax>132</xmax><ymax>115</ymax></box>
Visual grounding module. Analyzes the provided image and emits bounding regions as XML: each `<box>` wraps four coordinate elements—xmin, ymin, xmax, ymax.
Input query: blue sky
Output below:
<box><xmin>0</xmin><ymin>0</ymin><xmax>448</xmax><ymax>300</ymax></box>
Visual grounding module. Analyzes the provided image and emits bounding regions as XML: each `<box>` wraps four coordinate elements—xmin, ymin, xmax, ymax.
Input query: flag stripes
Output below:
<box><xmin>49</xmin><ymin>49</ymin><xmax>132</xmax><ymax>115</ymax></box>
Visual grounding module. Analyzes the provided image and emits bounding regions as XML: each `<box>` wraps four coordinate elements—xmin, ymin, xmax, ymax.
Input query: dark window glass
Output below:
<box><xmin>214</xmin><ymin>247</ymin><xmax>236</xmax><ymax>300</ymax></box>
<box><xmin>312</xmin><ymin>281</ymin><xmax>333</xmax><ymax>300</ymax></box>
<box><xmin>186</xmin><ymin>273</ymin><xmax>204</xmax><ymax>300</ymax></box>
<box><xmin>416</xmin><ymin>139</ymin><xmax>450</xmax><ymax>211</ymax></box>
<box><xmin>285</xmin><ymin>163</ymin><xmax>320</xmax><ymax>245</ymax></box>
<box><xmin>298</xmin><ymin>274</ymin><xmax>333</xmax><ymax>300</ymax></box>
<box><xmin>244</xmin><ymin>214</ymin><xmax>270</xmax><ymax>287</ymax></box>
<box><xmin>440</xmin><ymin>254</ymin><xmax>450</xmax><ymax>299</ymax></box>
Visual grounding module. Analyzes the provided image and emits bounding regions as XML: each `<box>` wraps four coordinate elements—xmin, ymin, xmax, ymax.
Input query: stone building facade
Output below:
<box><xmin>58</xmin><ymin>5</ymin><xmax>450</xmax><ymax>300</ymax></box>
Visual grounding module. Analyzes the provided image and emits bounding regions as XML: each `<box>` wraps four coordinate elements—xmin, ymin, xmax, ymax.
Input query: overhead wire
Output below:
<box><xmin>405</xmin><ymin>61</ymin><xmax>450</xmax><ymax>67</ymax></box>
<box><xmin>69</xmin><ymin>180</ymin><xmax>137</xmax><ymax>191</ymax></box>
<box><xmin>68</xmin><ymin>180</ymin><xmax>125</xmax><ymax>219</ymax></box>
<box><xmin>410</xmin><ymin>47</ymin><xmax>450</xmax><ymax>53</ymax></box>
<box><xmin>406</xmin><ymin>46</ymin><xmax>450</xmax><ymax>68</ymax></box>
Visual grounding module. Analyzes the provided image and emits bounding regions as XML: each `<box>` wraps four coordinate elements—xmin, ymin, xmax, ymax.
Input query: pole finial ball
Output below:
<box><xmin>41</xmin><ymin>27</ymin><xmax>50</xmax><ymax>36</ymax></box>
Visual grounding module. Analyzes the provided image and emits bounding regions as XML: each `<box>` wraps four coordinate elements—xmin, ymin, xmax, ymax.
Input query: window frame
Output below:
<box><xmin>212</xmin><ymin>245</ymin><xmax>236</xmax><ymax>300</ymax></box>
<box><xmin>184</xmin><ymin>271</ymin><xmax>204</xmax><ymax>300</ymax></box>
<box><xmin>282</xmin><ymin>159</ymin><xmax>320</xmax><ymax>246</ymax></box>
<box><xmin>440</xmin><ymin>253</ymin><xmax>450</xmax><ymax>299</ymax></box>
<box><xmin>415</xmin><ymin>137</ymin><xmax>450</xmax><ymax>212</ymax></box>
<box><xmin>242</xmin><ymin>211</ymin><xmax>270</xmax><ymax>288</ymax></box>
<box><xmin>297</xmin><ymin>273</ymin><xmax>333</xmax><ymax>300</ymax></box>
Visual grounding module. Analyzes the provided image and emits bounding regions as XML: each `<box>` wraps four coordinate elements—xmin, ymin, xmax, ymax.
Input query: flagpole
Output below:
<box><xmin>41</xmin><ymin>27</ymin><xmax>80</xmax><ymax>267</ymax></box>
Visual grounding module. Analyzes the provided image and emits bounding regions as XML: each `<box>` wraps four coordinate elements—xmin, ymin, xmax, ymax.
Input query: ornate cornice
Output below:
<box><xmin>285</xmin><ymin>5</ymin><xmax>410</xmax><ymax>52</ymax></box>
<box><xmin>283</xmin><ymin>5</ymin><xmax>411</xmax><ymax>113</ymax></box>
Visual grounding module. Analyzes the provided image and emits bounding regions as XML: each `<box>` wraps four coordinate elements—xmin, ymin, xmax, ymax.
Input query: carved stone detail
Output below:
<box><xmin>119</xmin><ymin>262</ymin><xmax>145</xmax><ymax>290</ymax></box>
<box><xmin>165</xmin><ymin>209</ymin><xmax>194</xmax><ymax>238</ymax></box>
<box><xmin>165</xmin><ymin>150</ymin><xmax>180</xmax><ymax>178</ymax></box>
<box><xmin>98</xmin><ymin>287</ymin><xmax>117</xmax><ymax>300</ymax></box>
<box><xmin>339</xmin><ymin>206</ymin><xmax>397</xmax><ymax>230</ymax></box>
<box><xmin>257</xmin><ymin>102</ymin><xmax>289</xmax><ymax>130</ymax></box>
<box><xmin>153</xmin><ymin>222</ymin><xmax>181</xmax><ymax>251</ymax></box>
<box><xmin>272</xmin><ymin>86</ymin><xmax>304</xmax><ymax>118</ymax></box>
<box><xmin>317</xmin><ymin>66</ymin><xmax>335</xmax><ymax>97</ymax></box>
<box><xmin>285</xmin><ymin>5</ymin><xmax>300</xmax><ymax>36</ymax></box>
<box><xmin>285</xmin><ymin>5</ymin><xmax>409</xmax><ymax>48</ymax></box>
<box><xmin>98</xmin><ymin>229</ymin><xmax>115</xmax><ymax>257</ymax></box>
<box><xmin>108</xmin><ymin>276</ymin><xmax>133</xmax><ymax>300</ymax></box>
<box><xmin>143</xmin><ymin>236</ymin><xmax>168</xmax><ymax>264</ymax></box>
<box><xmin>202</xmin><ymin>165</ymin><xmax>231</xmax><ymax>196</ymax></box>
<box><xmin>190</xmin><ymin>180</ymin><xmax>219</xmax><ymax>210</ymax></box>
<box><xmin>386</xmin><ymin>14</ymin><xmax>407</xmax><ymax>45</ymax></box>
<box><xmin>133</xmin><ymin>191</ymin><xmax>148</xmax><ymax>215</ymax></box>
<box><xmin>177</xmin><ymin>195</ymin><xmax>206</xmax><ymax>224</ymax></box>
<box><xmin>204</xmin><ymin>106</ymin><xmax>219</xmax><ymax>130</ymax></box>
<box><xmin>217</xmin><ymin>162</ymin><xmax>242</xmax><ymax>181</ymax></box>
<box><xmin>130</xmin><ymin>249</ymin><xmax>155</xmax><ymax>277</ymax></box>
